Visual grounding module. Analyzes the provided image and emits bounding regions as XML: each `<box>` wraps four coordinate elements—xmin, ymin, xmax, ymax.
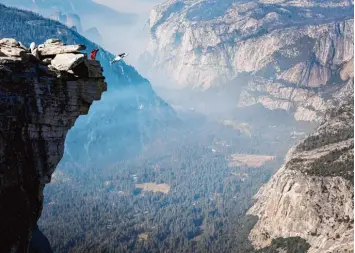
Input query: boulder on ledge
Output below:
<box><xmin>44</xmin><ymin>38</ymin><xmax>63</xmax><ymax>45</ymax></box>
<box><xmin>0</xmin><ymin>38</ymin><xmax>20</xmax><ymax>47</ymax></box>
<box><xmin>0</xmin><ymin>46</ymin><xmax>26</xmax><ymax>57</ymax></box>
<box><xmin>51</xmin><ymin>53</ymin><xmax>85</xmax><ymax>71</ymax></box>
<box><xmin>38</xmin><ymin>44</ymin><xmax>86</xmax><ymax>56</ymax></box>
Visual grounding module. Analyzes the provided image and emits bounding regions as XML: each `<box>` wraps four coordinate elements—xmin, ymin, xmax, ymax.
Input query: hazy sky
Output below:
<box><xmin>93</xmin><ymin>0</ymin><xmax>164</xmax><ymax>14</ymax></box>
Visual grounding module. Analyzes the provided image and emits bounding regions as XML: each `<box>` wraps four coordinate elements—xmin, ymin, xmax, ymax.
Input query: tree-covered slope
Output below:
<box><xmin>0</xmin><ymin>0</ymin><xmax>137</xmax><ymax>26</ymax></box>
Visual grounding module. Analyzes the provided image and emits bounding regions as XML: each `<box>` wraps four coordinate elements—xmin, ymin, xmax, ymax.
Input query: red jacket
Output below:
<box><xmin>90</xmin><ymin>49</ymin><xmax>99</xmax><ymax>60</ymax></box>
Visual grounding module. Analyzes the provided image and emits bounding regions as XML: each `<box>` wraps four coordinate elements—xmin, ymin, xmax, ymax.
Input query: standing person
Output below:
<box><xmin>90</xmin><ymin>49</ymin><xmax>99</xmax><ymax>60</ymax></box>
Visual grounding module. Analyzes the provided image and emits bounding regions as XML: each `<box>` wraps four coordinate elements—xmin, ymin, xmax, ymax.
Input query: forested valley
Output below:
<box><xmin>39</xmin><ymin>114</ymin><xmax>311</xmax><ymax>253</ymax></box>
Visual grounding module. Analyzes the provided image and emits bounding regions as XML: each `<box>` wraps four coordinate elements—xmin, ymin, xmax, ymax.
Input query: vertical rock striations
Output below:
<box><xmin>0</xmin><ymin>38</ymin><xmax>106</xmax><ymax>253</ymax></box>
<box><xmin>247</xmin><ymin>86</ymin><xmax>354</xmax><ymax>252</ymax></box>
<box><xmin>142</xmin><ymin>0</ymin><xmax>353</xmax><ymax>121</ymax></box>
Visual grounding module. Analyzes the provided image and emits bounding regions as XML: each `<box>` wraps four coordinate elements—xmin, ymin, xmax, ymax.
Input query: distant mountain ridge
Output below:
<box><xmin>0</xmin><ymin>0</ymin><xmax>138</xmax><ymax>25</ymax></box>
<box><xmin>142</xmin><ymin>0</ymin><xmax>354</xmax><ymax>122</ymax></box>
<box><xmin>0</xmin><ymin>0</ymin><xmax>139</xmax><ymax>52</ymax></box>
<box><xmin>49</xmin><ymin>11</ymin><xmax>104</xmax><ymax>45</ymax></box>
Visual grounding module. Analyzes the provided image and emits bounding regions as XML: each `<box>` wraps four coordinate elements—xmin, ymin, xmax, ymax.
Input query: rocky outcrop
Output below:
<box><xmin>247</xmin><ymin>93</ymin><xmax>354</xmax><ymax>252</ymax></box>
<box><xmin>142</xmin><ymin>0</ymin><xmax>353</xmax><ymax>121</ymax></box>
<box><xmin>0</xmin><ymin>38</ymin><xmax>106</xmax><ymax>252</ymax></box>
<box><xmin>0</xmin><ymin>1</ymin><xmax>177</xmax><ymax>186</ymax></box>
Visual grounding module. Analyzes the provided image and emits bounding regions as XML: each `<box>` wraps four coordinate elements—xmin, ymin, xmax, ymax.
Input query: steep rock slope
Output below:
<box><xmin>247</xmin><ymin>84</ymin><xmax>354</xmax><ymax>252</ymax></box>
<box><xmin>0</xmin><ymin>3</ymin><xmax>177</xmax><ymax>168</ymax></box>
<box><xmin>142</xmin><ymin>0</ymin><xmax>353</xmax><ymax>121</ymax></box>
<box><xmin>0</xmin><ymin>38</ymin><xmax>106</xmax><ymax>253</ymax></box>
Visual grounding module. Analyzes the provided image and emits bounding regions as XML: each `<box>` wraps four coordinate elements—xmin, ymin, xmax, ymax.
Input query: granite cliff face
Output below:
<box><xmin>142</xmin><ymin>0</ymin><xmax>353</xmax><ymax>121</ymax></box>
<box><xmin>247</xmin><ymin>87</ymin><xmax>354</xmax><ymax>252</ymax></box>
<box><xmin>0</xmin><ymin>38</ymin><xmax>106</xmax><ymax>252</ymax></box>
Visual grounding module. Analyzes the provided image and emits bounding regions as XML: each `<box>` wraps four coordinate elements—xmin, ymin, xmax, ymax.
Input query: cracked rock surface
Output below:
<box><xmin>248</xmin><ymin>90</ymin><xmax>354</xmax><ymax>253</ymax></box>
<box><xmin>142</xmin><ymin>0</ymin><xmax>353</xmax><ymax>121</ymax></box>
<box><xmin>0</xmin><ymin>38</ymin><xmax>106</xmax><ymax>253</ymax></box>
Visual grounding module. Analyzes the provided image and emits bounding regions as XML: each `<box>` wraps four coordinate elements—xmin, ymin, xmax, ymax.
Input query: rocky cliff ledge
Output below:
<box><xmin>0</xmin><ymin>38</ymin><xmax>106</xmax><ymax>252</ymax></box>
<box><xmin>248</xmin><ymin>93</ymin><xmax>354</xmax><ymax>252</ymax></box>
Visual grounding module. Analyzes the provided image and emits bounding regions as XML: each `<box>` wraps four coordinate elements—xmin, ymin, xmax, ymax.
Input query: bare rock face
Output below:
<box><xmin>143</xmin><ymin>0</ymin><xmax>353</xmax><ymax>121</ymax></box>
<box><xmin>44</xmin><ymin>38</ymin><xmax>62</xmax><ymax>44</ymax></box>
<box><xmin>0</xmin><ymin>38</ymin><xmax>20</xmax><ymax>47</ymax></box>
<box><xmin>0</xmin><ymin>46</ymin><xmax>26</xmax><ymax>57</ymax></box>
<box><xmin>247</xmin><ymin>93</ymin><xmax>354</xmax><ymax>252</ymax></box>
<box><xmin>51</xmin><ymin>53</ymin><xmax>85</xmax><ymax>71</ymax></box>
<box><xmin>0</xmin><ymin>38</ymin><xmax>107</xmax><ymax>253</ymax></box>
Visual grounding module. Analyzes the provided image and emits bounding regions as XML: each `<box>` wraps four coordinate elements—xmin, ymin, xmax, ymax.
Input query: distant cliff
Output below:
<box><xmin>142</xmin><ymin>0</ymin><xmax>353</xmax><ymax>121</ymax></box>
<box><xmin>0</xmin><ymin>38</ymin><xmax>106</xmax><ymax>252</ymax></box>
<box><xmin>49</xmin><ymin>11</ymin><xmax>103</xmax><ymax>45</ymax></box>
<box><xmin>247</xmin><ymin>82</ymin><xmax>354</xmax><ymax>252</ymax></box>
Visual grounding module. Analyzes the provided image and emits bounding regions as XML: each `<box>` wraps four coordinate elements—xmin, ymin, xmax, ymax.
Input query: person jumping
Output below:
<box><xmin>110</xmin><ymin>53</ymin><xmax>128</xmax><ymax>65</ymax></box>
